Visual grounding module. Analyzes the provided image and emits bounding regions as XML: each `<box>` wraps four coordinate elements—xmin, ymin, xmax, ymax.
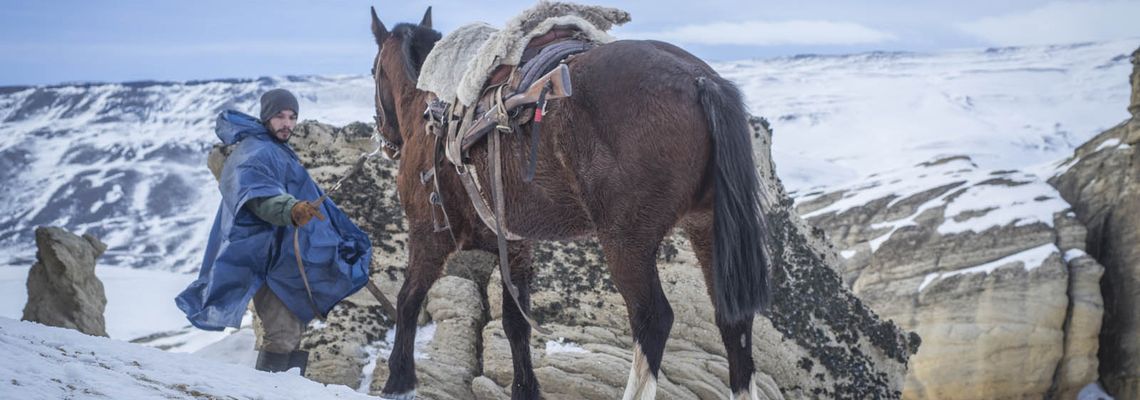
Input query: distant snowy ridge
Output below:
<box><xmin>0</xmin><ymin>75</ymin><xmax>374</xmax><ymax>272</ymax></box>
<box><xmin>798</xmin><ymin>156</ymin><xmax>1070</xmax><ymax>252</ymax></box>
<box><xmin>719</xmin><ymin>39</ymin><xmax>1137</xmax><ymax>194</ymax></box>
<box><xmin>0</xmin><ymin>39</ymin><xmax>1135</xmax><ymax>272</ymax></box>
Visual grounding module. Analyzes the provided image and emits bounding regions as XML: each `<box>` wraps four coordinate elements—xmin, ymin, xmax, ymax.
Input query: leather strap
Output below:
<box><xmin>365</xmin><ymin>281</ymin><xmax>397</xmax><ymax>320</ymax></box>
<box><xmin>490</xmin><ymin>130</ymin><xmax>549</xmax><ymax>335</ymax></box>
<box><xmin>455</xmin><ymin>161</ymin><xmax>524</xmax><ymax>241</ymax></box>
<box><xmin>293</xmin><ymin>224</ymin><xmax>326</xmax><ymax>321</ymax></box>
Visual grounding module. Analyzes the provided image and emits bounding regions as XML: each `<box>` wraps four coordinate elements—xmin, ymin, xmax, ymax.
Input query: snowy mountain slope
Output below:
<box><xmin>0</xmin><ymin>75</ymin><xmax>374</xmax><ymax>272</ymax></box>
<box><xmin>720</xmin><ymin>39</ymin><xmax>1137</xmax><ymax>194</ymax></box>
<box><xmin>0</xmin><ymin>317</ymin><xmax>372</xmax><ymax>399</ymax></box>
<box><xmin>796</xmin><ymin>156</ymin><xmax>1070</xmax><ymax>250</ymax></box>
<box><xmin>0</xmin><ymin>39</ymin><xmax>1135</xmax><ymax>273</ymax></box>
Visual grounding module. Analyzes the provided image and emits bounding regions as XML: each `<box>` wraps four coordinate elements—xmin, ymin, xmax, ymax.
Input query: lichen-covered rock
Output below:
<box><xmin>22</xmin><ymin>226</ymin><xmax>109</xmax><ymax>337</ymax></box>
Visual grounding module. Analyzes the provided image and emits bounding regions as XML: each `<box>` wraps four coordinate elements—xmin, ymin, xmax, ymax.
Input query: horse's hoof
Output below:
<box><xmin>378</xmin><ymin>390</ymin><xmax>416</xmax><ymax>400</ymax></box>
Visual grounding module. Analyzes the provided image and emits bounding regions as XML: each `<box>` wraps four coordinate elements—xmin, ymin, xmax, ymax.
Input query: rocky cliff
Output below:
<box><xmin>798</xmin><ymin>45</ymin><xmax>1140</xmax><ymax>400</ymax></box>
<box><xmin>798</xmin><ymin>156</ymin><xmax>1103</xmax><ymax>399</ymax></box>
<box><xmin>280</xmin><ymin>118</ymin><xmax>918</xmax><ymax>399</ymax></box>
<box><xmin>1049</xmin><ymin>46</ymin><xmax>1140</xmax><ymax>399</ymax></box>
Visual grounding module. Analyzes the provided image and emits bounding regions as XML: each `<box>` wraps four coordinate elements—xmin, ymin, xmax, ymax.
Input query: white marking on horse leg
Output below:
<box><xmin>622</xmin><ymin>343</ymin><xmax>657</xmax><ymax>400</ymax></box>
<box><xmin>378</xmin><ymin>390</ymin><xmax>416</xmax><ymax>400</ymax></box>
<box><xmin>729</xmin><ymin>373</ymin><xmax>765</xmax><ymax>400</ymax></box>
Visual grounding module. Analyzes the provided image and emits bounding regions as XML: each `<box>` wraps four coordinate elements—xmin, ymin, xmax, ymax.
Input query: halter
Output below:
<box><xmin>372</xmin><ymin>46</ymin><xmax>403</xmax><ymax>160</ymax></box>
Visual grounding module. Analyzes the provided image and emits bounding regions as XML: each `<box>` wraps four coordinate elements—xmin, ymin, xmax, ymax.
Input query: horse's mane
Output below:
<box><xmin>388</xmin><ymin>23</ymin><xmax>442</xmax><ymax>81</ymax></box>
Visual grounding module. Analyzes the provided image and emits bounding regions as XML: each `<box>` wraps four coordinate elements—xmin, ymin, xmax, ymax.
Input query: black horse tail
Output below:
<box><xmin>696</xmin><ymin>76</ymin><xmax>772</xmax><ymax>324</ymax></box>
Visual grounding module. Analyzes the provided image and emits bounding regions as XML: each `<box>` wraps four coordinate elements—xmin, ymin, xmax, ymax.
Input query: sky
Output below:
<box><xmin>0</xmin><ymin>0</ymin><xmax>1138</xmax><ymax>86</ymax></box>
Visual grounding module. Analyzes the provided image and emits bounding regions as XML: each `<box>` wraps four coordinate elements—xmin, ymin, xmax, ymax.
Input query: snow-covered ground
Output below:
<box><xmin>0</xmin><ymin>266</ymin><xmax>201</xmax><ymax>341</ymax></box>
<box><xmin>0</xmin><ymin>317</ymin><xmax>371</xmax><ymax>399</ymax></box>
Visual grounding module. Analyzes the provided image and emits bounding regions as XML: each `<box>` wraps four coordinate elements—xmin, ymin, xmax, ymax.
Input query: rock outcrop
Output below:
<box><xmin>22</xmin><ymin>226</ymin><xmax>109</xmax><ymax>337</ymax></box>
<box><xmin>798</xmin><ymin>156</ymin><xmax>1104</xmax><ymax>399</ymax></box>
<box><xmin>278</xmin><ymin>118</ymin><xmax>918</xmax><ymax>398</ymax></box>
<box><xmin>1130</xmin><ymin>48</ymin><xmax>1139</xmax><ymax>119</ymax></box>
<box><xmin>1049</xmin><ymin>46</ymin><xmax>1140</xmax><ymax>399</ymax></box>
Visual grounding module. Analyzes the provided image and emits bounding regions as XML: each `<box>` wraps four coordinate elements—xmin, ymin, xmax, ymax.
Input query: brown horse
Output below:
<box><xmin>370</xmin><ymin>7</ymin><xmax>772</xmax><ymax>400</ymax></box>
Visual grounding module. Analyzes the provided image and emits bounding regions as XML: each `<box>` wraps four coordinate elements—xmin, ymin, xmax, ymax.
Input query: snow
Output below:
<box><xmin>355</xmin><ymin>323</ymin><xmax>438</xmax><ymax>392</ymax></box>
<box><xmin>1095</xmin><ymin>138</ymin><xmax>1123</xmax><ymax>152</ymax></box>
<box><xmin>0</xmin><ymin>317</ymin><xmax>372</xmax><ymax>399</ymax></box>
<box><xmin>918</xmin><ymin>243</ymin><xmax>1059</xmax><ymax>292</ymax></box>
<box><xmin>545</xmin><ymin>337</ymin><xmax>590</xmax><ymax>355</ymax></box>
<box><xmin>0</xmin><ymin>75</ymin><xmax>376</xmax><ymax>272</ymax></box>
<box><xmin>375</xmin><ymin>322</ymin><xmax>437</xmax><ymax>362</ymax></box>
<box><xmin>868</xmin><ymin>231</ymin><xmax>895</xmax><ymax>253</ymax></box>
<box><xmin>189</xmin><ymin>328</ymin><xmax>257</xmax><ymax>367</ymax></box>
<box><xmin>801</xmin><ymin>157</ymin><xmax>1070</xmax><ymax>243</ymax></box>
<box><xmin>0</xmin><ymin>266</ymin><xmax>203</xmax><ymax>341</ymax></box>
<box><xmin>936</xmin><ymin>173</ymin><xmax>1069</xmax><ymax>235</ymax></box>
<box><xmin>357</xmin><ymin>341</ymin><xmax>385</xmax><ymax>393</ymax></box>
<box><xmin>1080</xmin><ymin>382</ymin><xmax>1116</xmax><ymax>400</ymax></box>
<box><xmin>720</xmin><ymin>39</ymin><xmax>1137</xmax><ymax>194</ymax></box>
<box><xmin>1065</xmin><ymin>248</ymin><xmax>1090</xmax><ymax>263</ymax></box>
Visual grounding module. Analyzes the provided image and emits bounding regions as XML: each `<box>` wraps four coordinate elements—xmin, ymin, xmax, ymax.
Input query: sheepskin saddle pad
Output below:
<box><xmin>417</xmin><ymin>1</ymin><xmax>630</xmax><ymax>107</ymax></box>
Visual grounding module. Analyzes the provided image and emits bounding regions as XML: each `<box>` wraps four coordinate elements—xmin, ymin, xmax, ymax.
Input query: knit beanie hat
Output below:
<box><xmin>259</xmin><ymin>89</ymin><xmax>299</xmax><ymax>122</ymax></box>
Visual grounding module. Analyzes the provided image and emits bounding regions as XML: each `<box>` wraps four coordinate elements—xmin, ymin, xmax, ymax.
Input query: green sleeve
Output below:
<box><xmin>245</xmin><ymin>194</ymin><xmax>299</xmax><ymax>226</ymax></box>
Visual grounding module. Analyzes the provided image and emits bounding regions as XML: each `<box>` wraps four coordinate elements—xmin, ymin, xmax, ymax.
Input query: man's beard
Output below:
<box><xmin>274</xmin><ymin>128</ymin><xmax>292</xmax><ymax>141</ymax></box>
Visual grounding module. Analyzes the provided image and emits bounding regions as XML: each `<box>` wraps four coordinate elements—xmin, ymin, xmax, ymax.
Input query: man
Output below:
<box><xmin>176</xmin><ymin>89</ymin><xmax>372</xmax><ymax>374</ymax></box>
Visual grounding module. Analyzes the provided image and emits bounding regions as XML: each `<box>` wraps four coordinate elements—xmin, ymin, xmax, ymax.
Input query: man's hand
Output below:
<box><xmin>291</xmin><ymin>201</ymin><xmax>326</xmax><ymax>227</ymax></box>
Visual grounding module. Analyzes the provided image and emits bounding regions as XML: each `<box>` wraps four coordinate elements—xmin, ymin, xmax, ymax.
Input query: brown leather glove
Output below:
<box><xmin>290</xmin><ymin>201</ymin><xmax>326</xmax><ymax>227</ymax></box>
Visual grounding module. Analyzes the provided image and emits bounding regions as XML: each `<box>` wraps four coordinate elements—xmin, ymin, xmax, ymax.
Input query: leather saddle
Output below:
<box><xmin>427</xmin><ymin>27</ymin><xmax>594</xmax><ymax>155</ymax></box>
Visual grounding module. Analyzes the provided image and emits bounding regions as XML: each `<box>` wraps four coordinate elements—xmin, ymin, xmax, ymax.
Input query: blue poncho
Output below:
<box><xmin>176</xmin><ymin>110</ymin><xmax>371</xmax><ymax>331</ymax></box>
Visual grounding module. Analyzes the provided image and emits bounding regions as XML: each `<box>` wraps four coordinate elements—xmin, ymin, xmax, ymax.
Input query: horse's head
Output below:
<box><xmin>370</xmin><ymin>6</ymin><xmax>440</xmax><ymax>161</ymax></box>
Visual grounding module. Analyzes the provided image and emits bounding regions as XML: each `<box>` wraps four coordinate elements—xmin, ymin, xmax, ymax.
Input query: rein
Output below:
<box><xmin>373</xmin><ymin>47</ymin><xmax>403</xmax><ymax>160</ymax></box>
<box><xmin>292</xmin><ymin>144</ymin><xmax>397</xmax><ymax>322</ymax></box>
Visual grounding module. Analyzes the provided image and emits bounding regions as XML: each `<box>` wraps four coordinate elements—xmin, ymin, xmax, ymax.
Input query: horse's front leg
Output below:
<box><xmin>379</xmin><ymin>224</ymin><xmax>454</xmax><ymax>399</ymax></box>
<box><xmin>496</xmin><ymin>240</ymin><xmax>540</xmax><ymax>399</ymax></box>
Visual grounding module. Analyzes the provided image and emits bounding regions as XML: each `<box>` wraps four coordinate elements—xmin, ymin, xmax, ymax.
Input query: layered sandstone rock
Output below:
<box><xmin>22</xmin><ymin>226</ymin><xmax>110</xmax><ymax>337</ymax></box>
<box><xmin>799</xmin><ymin>156</ymin><xmax>1104</xmax><ymax>399</ymax></box>
<box><xmin>1049</xmin><ymin>48</ymin><xmax>1140</xmax><ymax>398</ymax></box>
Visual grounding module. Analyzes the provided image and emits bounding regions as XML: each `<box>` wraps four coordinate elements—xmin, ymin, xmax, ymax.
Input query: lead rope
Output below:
<box><xmin>292</xmin><ymin>148</ymin><xmax>397</xmax><ymax>321</ymax></box>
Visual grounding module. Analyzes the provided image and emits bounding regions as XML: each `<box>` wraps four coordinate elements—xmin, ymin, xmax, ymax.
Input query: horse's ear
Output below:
<box><xmin>419</xmin><ymin>6</ymin><xmax>432</xmax><ymax>29</ymax></box>
<box><xmin>371</xmin><ymin>6</ymin><xmax>389</xmax><ymax>45</ymax></box>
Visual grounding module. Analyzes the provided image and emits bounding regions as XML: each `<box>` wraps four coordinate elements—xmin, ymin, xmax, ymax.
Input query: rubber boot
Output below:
<box><xmin>254</xmin><ymin>350</ymin><xmax>291</xmax><ymax>372</ymax></box>
<box><xmin>288</xmin><ymin>350</ymin><xmax>309</xmax><ymax>376</ymax></box>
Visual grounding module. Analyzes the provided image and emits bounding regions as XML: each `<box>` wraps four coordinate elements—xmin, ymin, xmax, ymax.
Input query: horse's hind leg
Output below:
<box><xmin>379</xmin><ymin>227</ymin><xmax>454</xmax><ymax>399</ymax></box>
<box><xmin>683</xmin><ymin>210</ymin><xmax>760</xmax><ymax>399</ymax></box>
<box><xmin>597</xmin><ymin>231</ymin><xmax>675</xmax><ymax>400</ymax></box>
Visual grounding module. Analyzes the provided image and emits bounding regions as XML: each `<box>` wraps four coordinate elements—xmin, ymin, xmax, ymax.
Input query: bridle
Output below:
<box><xmin>372</xmin><ymin>46</ymin><xmax>403</xmax><ymax>160</ymax></box>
